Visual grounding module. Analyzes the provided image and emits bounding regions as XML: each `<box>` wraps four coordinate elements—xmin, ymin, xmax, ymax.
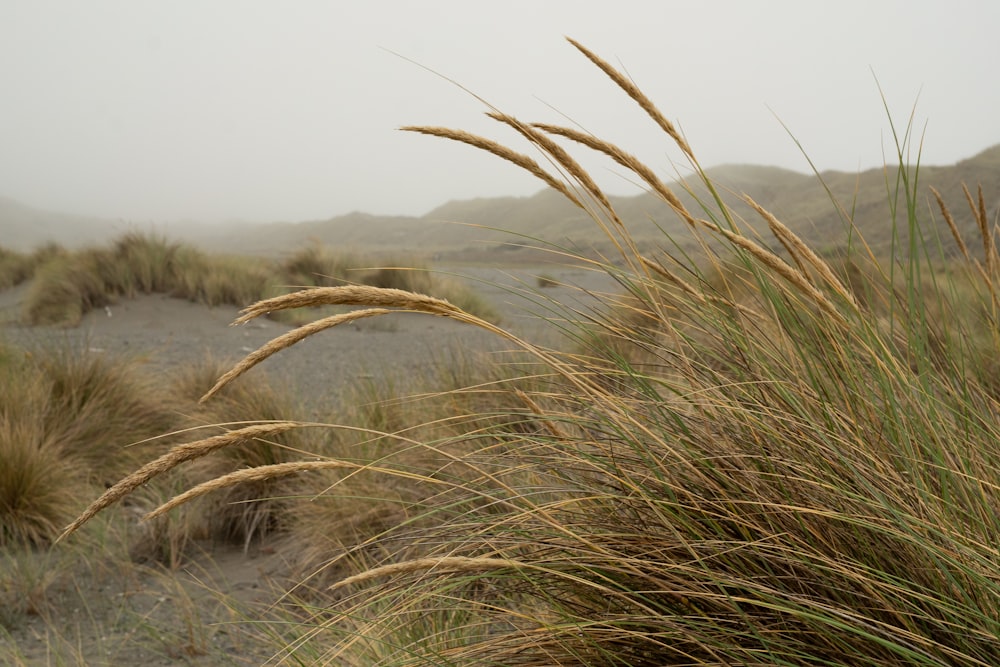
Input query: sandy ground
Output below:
<box><xmin>0</xmin><ymin>266</ymin><xmax>616</xmax><ymax>419</ymax></box>
<box><xmin>0</xmin><ymin>263</ymin><xmax>619</xmax><ymax>665</ymax></box>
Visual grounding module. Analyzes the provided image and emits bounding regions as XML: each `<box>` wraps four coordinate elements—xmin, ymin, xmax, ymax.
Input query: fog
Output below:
<box><xmin>2</xmin><ymin>0</ymin><xmax>998</xmax><ymax>224</ymax></box>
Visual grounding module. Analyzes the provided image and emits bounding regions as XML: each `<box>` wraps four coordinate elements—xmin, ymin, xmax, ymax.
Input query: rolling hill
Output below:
<box><xmin>0</xmin><ymin>196</ymin><xmax>127</xmax><ymax>251</ymax></box>
<box><xmin>3</xmin><ymin>144</ymin><xmax>998</xmax><ymax>260</ymax></box>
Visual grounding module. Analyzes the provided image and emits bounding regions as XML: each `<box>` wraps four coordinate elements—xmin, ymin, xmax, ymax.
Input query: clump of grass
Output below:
<box><xmin>100</xmin><ymin>356</ymin><xmax>330</xmax><ymax>565</ymax></box>
<box><xmin>170</xmin><ymin>246</ymin><xmax>283</xmax><ymax>307</ymax></box>
<box><xmin>22</xmin><ymin>248</ymin><xmax>113</xmax><ymax>326</ymax></box>
<box><xmin>0</xmin><ymin>417</ymin><xmax>79</xmax><ymax>548</ymax></box>
<box><xmin>19</xmin><ymin>233</ymin><xmax>499</xmax><ymax>327</ymax></box>
<box><xmin>28</xmin><ymin>344</ymin><xmax>176</xmax><ymax>483</ymax></box>
<box><xmin>0</xmin><ymin>242</ymin><xmax>65</xmax><ymax>291</ymax></box>
<box><xmin>22</xmin><ymin>234</ymin><xmax>186</xmax><ymax>325</ymax></box>
<box><xmin>110</xmin><ymin>232</ymin><xmax>183</xmax><ymax>294</ymax></box>
<box><xmin>19</xmin><ymin>233</ymin><xmax>279</xmax><ymax>325</ymax></box>
<box><xmin>361</xmin><ymin>261</ymin><xmax>434</xmax><ymax>294</ymax></box>
<box><xmin>59</xmin><ymin>40</ymin><xmax>1000</xmax><ymax>665</ymax></box>
<box><xmin>331</xmin><ymin>42</ymin><xmax>1000</xmax><ymax>664</ymax></box>
<box><xmin>0</xmin><ymin>350</ymin><xmax>75</xmax><ymax>549</ymax></box>
<box><xmin>197</xmin><ymin>254</ymin><xmax>280</xmax><ymax>307</ymax></box>
<box><xmin>0</xmin><ymin>342</ymin><xmax>177</xmax><ymax>548</ymax></box>
<box><xmin>279</xmin><ymin>242</ymin><xmax>357</xmax><ymax>288</ymax></box>
<box><xmin>0</xmin><ymin>338</ymin><xmax>307</xmax><ymax>555</ymax></box>
<box><xmin>0</xmin><ymin>248</ymin><xmax>31</xmax><ymax>290</ymax></box>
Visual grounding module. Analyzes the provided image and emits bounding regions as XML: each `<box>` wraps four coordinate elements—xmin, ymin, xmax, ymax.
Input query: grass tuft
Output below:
<box><xmin>0</xmin><ymin>418</ymin><xmax>79</xmax><ymax>548</ymax></box>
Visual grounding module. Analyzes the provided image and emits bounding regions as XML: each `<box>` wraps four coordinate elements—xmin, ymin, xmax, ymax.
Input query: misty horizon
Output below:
<box><xmin>3</xmin><ymin>1</ymin><xmax>999</xmax><ymax>225</ymax></box>
<box><xmin>3</xmin><ymin>140</ymin><xmax>999</xmax><ymax>228</ymax></box>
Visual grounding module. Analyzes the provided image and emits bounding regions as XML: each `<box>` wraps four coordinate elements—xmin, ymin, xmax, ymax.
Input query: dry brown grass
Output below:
<box><xmin>565</xmin><ymin>38</ymin><xmax>694</xmax><ymax>159</ymax></box>
<box><xmin>531</xmin><ymin>121</ymin><xmax>694</xmax><ymax>223</ymax></box>
<box><xmin>143</xmin><ymin>460</ymin><xmax>355</xmax><ymax>521</ymax></box>
<box><xmin>56</xmin><ymin>422</ymin><xmax>300</xmax><ymax>543</ymax></box>
<box><xmin>329</xmin><ymin>556</ymin><xmax>530</xmax><ymax>591</ymax></box>
<box><xmin>746</xmin><ymin>194</ymin><xmax>859</xmax><ymax>308</ymax></box>
<box><xmin>202</xmin><ymin>284</ymin><xmax>574</xmax><ymax>414</ymax></box>
<box><xmin>0</xmin><ymin>417</ymin><xmax>80</xmax><ymax>547</ymax></box>
<box><xmin>399</xmin><ymin>125</ymin><xmax>585</xmax><ymax>209</ymax></box>
<box><xmin>201</xmin><ymin>308</ymin><xmax>393</xmax><ymax>403</ymax></box>
<box><xmin>489</xmin><ymin>112</ymin><xmax>620</xmax><ymax>225</ymax></box>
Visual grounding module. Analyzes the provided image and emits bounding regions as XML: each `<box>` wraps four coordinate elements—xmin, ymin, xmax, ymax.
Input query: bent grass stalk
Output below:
<box><xmin>530</xmin><ymin>121</ymin><xmax>695</xmax><ymax>225</ymax></box>
<box><xmin>965</xmin><ymin>184</ymin><xmax>995</xmax><ymax>276</ymax></box>
<box><xmin>565</xmin><ymin>37</ymin><xmax>694</xmax><ymax>160</ymax></box>
<box><xmin>143</xmin><ymin>458</ymin><xmax>469</xmax><ymax>522</ymax></box>
<box><xmin>486</xmin><ymin>112</ymin><xmax>623</xmax><ymax>229</ymax></box>
<box><xmin>204</xmin><ymin>284</ymin><xmax>618</xmax><ymax>413</ymax></box>
<box><xmin>330</xmin><ymin>556</ymin><xmax>532</xmax><ymax>591</ymax></box>
<box><xmin>398</xmin><ymin>125</ymin><xmax>584</xmax><ymax>210</ymax></box>
<box><xmin>930</xmin><ymin>186</ymin><xmax>971</xmax><ymax>264</ymax></box>
<box><xmin>201</xmin><ymin>308</ymin><xmax>393</xmax><ymax>403</ymax></box>
<box><xmin>705</xmin><ymin>220</ymin><xmax>848</xmax><ymax>323</ymax></box>
<box><xmin>745</xmin><ymin>194</ymin><xmax>860</xmax><ymax>310</ymax></box>
<box><xmin>933</xmin><ymin>184</ymin><xmax>1000</xmax><ymax>313</ymax></box>
<box><xmin>56</xmin><ymin>422</ymin><xmax>299</xmax><ymax>542</ymax></box>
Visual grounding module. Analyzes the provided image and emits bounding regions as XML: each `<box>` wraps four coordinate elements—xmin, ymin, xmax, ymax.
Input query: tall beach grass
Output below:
<box><xmin>59</xmin><ymin>39</ymin><xmax>1000</xmax><ymax>665</ymax></box>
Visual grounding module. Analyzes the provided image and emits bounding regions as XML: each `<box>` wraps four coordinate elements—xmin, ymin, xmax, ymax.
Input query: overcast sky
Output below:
<box><xmin>2</xmin><ymin>1</ymin><xmax>998</xmax><ymax>223</ymax></box>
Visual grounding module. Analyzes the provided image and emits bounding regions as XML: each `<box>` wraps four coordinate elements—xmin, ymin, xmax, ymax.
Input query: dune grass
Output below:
<box><xmin>0</xmin><ymin>416</ymin><xmax>79</xmax><ymax>549</ymax></box>
<box><xmin>0</xmin><ymin>248</ymin><xmax>32</xmax><ymax>291</ymax></box>
<box><xmin>13</xmin><ymin>233</ymin><xmax>496</xmax><ymax>327</ymax></box>
<box><xmin>52</xmin><ymin>40</ymin><xmax>1000</xmax><ymax>665</ymax></box>
<box><xmin>0</xmin><ymin>339</ymin><xmax>309</xmax><ymax>558</ymax></box>
<box><xmin>0</xmin><ymin>341</ymin><xmax>170</xmax><ymax>548</ymax></box>
<box><xmin>0</xmin><ymin>243</ymin><xmax>64</xmax><ymax>291</ymax></box>
<box><xmin>18</xmin><ymin>233</ymin><xmax>281</xmax><ymax>326</ymax></box>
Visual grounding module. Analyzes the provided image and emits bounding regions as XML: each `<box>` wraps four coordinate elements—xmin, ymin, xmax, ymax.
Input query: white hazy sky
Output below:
<box><xmin>2</xmin><ymin>1</ymin><xmax>998</xmax><ymax>223</ymax></box>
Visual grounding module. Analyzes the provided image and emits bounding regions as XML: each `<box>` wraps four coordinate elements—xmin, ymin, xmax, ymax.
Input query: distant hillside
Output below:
<box><xmin>4</xmin><ymin>144</ymin><xmax>999</xmax><ymax>259</ymax></box>
<box><xmin>0</xmin><ymin>197</ymin><xmax>128</xmax><ymax>251</ymax></box>
<box><xmin>187</xmin><ymin>212</ymin><xmax>424</xmax><ymax>257</ymax></box>
<box><xmin>405</xmin><ymin>146</ymin><xmax>1000</xmax><ymax>259</ymax></box>
<box><xmin>199</xmin><ymin>144</ymin><xmax>999</xmax><ymax>259</ymax></box>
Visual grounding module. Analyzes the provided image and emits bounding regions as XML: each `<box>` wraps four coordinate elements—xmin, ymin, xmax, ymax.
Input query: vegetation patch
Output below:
<box><xmin>7</xmin><ymin>233</ymin><xmax>496</xmax><ymax>327</ymax></box>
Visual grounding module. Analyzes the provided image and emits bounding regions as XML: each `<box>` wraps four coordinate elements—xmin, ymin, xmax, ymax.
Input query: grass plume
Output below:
<box><xmin>56</xmin><ymin>422</ymin><xmax>299</xmax><ymax>543</ymax></box>
<box><xmin>400</xmin><ymin>125</ymin><xmax>585</xmax><ymax>209</ymax></box>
